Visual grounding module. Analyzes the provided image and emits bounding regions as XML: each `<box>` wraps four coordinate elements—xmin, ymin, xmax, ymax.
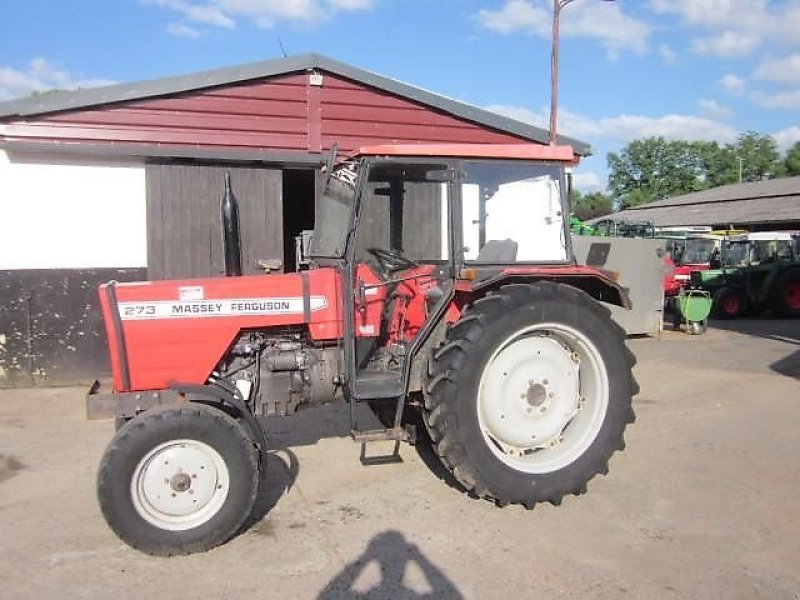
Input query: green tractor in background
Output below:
<box><xmin>693</xmin><ymin>232</ymin><xmax>800</xmax><ymax>319</ymax></box>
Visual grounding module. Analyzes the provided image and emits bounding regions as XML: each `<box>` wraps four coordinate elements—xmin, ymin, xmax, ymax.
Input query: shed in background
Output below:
<box><xmin>0</xmin><ymin>53</ymin><xmax>589</xmax><ymax>386</ymax></box>
<box><xmin>606</xmin><ymin>176</ymin><xmax>800</xmax><ymax>232</ymax></box>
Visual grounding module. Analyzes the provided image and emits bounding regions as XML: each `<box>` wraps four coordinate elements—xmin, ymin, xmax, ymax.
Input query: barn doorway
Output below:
<box><xmin>282</xmin><ymin>169</ymin><xmax>316</xmax><ymax>272</ymax></box>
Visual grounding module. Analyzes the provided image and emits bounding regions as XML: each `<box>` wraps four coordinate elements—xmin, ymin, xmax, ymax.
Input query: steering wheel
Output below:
<box><xmin>367</xmin><ymin>247</ymin><xmax>418</xmax><ymax>274</ymax></box>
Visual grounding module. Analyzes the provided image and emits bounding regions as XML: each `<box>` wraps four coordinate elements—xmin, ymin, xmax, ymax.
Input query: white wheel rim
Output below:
<box><xmin>131</xmin><ymin>439</ymin><xmax>230</xmax><ymax>531</ymax></box>
<box><xmin>477</xmin><ymin>323</ymin><xmax>609</xmax><ymax>474</ymax></box>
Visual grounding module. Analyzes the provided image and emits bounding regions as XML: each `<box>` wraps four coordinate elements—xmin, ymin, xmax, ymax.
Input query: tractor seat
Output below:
<box><xmin>474</xmin><ymin>239</ymin><xmax>519</xmax><ymax>263</ymax></box>
<box><xmin>472</xmin><ymin>239</ymin><xmax>519</xmax><ymax>283</ymax></box>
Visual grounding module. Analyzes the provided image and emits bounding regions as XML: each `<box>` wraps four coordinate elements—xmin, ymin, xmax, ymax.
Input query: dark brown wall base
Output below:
<box><xmin>0</xmin><ymin>268</ymin><xmax>147</xmax><ymax>387</ymax></box>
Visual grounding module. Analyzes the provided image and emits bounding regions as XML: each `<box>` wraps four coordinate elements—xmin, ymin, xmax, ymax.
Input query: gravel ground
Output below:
<box><xmin>1</xmin><ymin>318</ymin><xmax>799</xmax><ymax>599</ymax></box>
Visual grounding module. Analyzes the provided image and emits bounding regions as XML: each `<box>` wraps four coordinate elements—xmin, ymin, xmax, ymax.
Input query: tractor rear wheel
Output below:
<box><xmin>97</xmin><ymin>403</ymin><xmax>259</xmax><ymax>555</ymax></box>
<box><xmin>423</xmin><ymin>282</ymin><xmax>636</xmax><ymax>508</ymax></box>
<box><xmin>771</xmin><ymin>270</ymin><xmax>800</xmax><ymax>318</ymax></box>
<box><xmin>712</xmin><ymin>287</ymin><xmax>744</xmax><ymax>319</ymax></box>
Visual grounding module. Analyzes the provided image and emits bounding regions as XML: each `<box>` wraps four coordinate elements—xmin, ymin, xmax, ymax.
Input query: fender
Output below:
<box><xmin>464</xmin><ymin>266</ymin><xmax>631</xmax><ymax>309</ymax></box>
<box><xmin>170</xmin><ymin>382</ymin><xmax>268</xmax><ymax>461</ymax></box>
<box><xmin>86</xmin><ymin>379</ymin><xmax>267</xmax><ymax>462</ymax></box>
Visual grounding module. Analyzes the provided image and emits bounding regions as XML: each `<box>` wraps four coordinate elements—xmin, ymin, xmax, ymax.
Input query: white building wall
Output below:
<box><xmin>0</xmin><ymin>149</ymin><xmax>147</xmax><ymax>269</ymax></box>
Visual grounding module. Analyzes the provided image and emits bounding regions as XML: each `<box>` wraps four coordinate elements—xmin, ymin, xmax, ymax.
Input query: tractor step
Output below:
<box><xmin>351</xmin><ymin>426</ymin><xmax>408</xmax><ymax>443</ymax></box>
<box><xmin>358</xmin><ymin>440</ymin><xmax>402</xmax><ymax>465</ymax></box>
<box><xmin>352</xmin><ymin>426</ymin><xmax>415</xmax><ymax>465</ymax></box>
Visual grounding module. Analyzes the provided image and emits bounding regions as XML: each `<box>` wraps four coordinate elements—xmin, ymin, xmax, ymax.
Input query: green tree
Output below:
<box><xmin>608</xmin><ymin>132</ymin><xmax>785</xmax><ymax>209</ymax></box>
<box><xmin>570</xmin><ymin>189</ymin><xmax>613</xmax><ymax>221</ymax></box>
<box><xmin>607</xmin><ymin>137</ymin><xmax>710</xmax><ymax>208</ymax></box>
<box><xmin>704</xmin><ymin>131</ymin><xmax>783</xmax><ymax>186</ymax></box>
<box><xmin>698</xmin><ymin>141</ymin><xmax>735</xmax><ymax>188</ymax></box>
<box><xmin>732</xmin><ymin>131</ymin><xmax>782</xmax><ymax>182</ymax></box>
<box><xmin>783</xmin><ymin>142</ymin><xmax>800</xmax><ymax>176</ymax></box>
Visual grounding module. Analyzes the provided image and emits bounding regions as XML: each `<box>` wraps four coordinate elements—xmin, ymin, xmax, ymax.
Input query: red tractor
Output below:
<box><xmin>89</xmin><ymin>143</ymin><xmax>638</xmax><ymax>555</ymax></box>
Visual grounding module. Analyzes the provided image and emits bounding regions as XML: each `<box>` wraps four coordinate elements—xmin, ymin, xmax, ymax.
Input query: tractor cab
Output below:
<box><xmin>311</xmin><ymin>144</ymin><xmax>575</xmax><ymax>268</ymax></box>
<box><xmin>312</xmin><ymin>144</ymin><xmax>579</xmax><ymax>408</ymax></box>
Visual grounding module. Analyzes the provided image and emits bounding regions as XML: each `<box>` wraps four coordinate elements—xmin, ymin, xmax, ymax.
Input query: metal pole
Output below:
<box><xmin>548</xmin><ymin>0</ymin><xmax>614</xmax><ymax>146</ymax></box>
<box><xmin>549</xmin><ymin>0</ymin><xmax>561</xmax><ymax>146</ymax></box>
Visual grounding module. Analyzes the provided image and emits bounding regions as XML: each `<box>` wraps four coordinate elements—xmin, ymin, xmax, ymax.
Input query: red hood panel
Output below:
<box><xmin>100</xmin><ymin>269</ymin><xmax>342</xmax><ymax>392</ymax></box>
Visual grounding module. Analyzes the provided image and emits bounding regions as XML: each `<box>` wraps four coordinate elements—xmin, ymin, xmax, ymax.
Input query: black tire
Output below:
<box><xmin>97</xmin><ymin>403</ymin><xmax>259</xmax><ymax>556</ymax></box>
<box><xmin>423</xmin><ymin>282</ymin><xmax>637</xmax><ymax>508</ymax></box>
<box><xmin>770</xmin><ymin>270</ymin><xmax>800</xmax><ymax>318</ymax></box>
<box><xmin>712</xmin><ymin>287</ymin><xmax>744</xmax><ymax>319</ymax></box>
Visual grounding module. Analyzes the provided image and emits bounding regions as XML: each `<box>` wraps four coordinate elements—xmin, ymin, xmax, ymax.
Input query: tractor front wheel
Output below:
<box><xmin>424</xmin><ymin>282</ymin><xmax>636</xmax><ymax>508</ymax></box>
<box><xmin>97</xmin><ymin>403</ymin><xmax>259</xmax><ymax>555</ymax></box>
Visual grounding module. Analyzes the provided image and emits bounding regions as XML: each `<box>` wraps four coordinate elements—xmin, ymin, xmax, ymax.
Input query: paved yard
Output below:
<box><xmin>1</xmin><ymin>319</ymin><xmax>799</xmax><ymax>599</ymax></box>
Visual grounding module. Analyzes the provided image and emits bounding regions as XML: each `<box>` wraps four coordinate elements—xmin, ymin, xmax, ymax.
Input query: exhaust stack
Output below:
<box><xmin>220</xmin><ymin>172</ymin><xmax>242</xmax><ymax>276</ymax></box>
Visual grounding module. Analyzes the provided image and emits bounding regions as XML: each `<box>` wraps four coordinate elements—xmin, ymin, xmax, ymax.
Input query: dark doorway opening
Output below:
<box><xmin>282</xmin><ymin>169</ymin><xmax>317</xmax><ymax>272</ymax></box>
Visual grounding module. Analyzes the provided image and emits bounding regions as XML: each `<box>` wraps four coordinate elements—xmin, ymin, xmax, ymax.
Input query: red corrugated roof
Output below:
<box><xmin>0</xmin><ymin>55</ymin><xmax>592</xmax><ymax>159</ymax></box>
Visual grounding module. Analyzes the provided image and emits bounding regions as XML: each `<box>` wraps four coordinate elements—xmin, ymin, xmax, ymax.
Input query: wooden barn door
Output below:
<box><xmin>146</xmin><ymin>162</ymin><xmax>283</xmax><ymax>279</ymax></box>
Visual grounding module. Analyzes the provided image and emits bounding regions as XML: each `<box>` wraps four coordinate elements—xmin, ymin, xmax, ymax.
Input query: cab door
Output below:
<box><xmin>346</xmin><ymin>159</ymin><xmax>455</xmax><ymax>401</ymax></box>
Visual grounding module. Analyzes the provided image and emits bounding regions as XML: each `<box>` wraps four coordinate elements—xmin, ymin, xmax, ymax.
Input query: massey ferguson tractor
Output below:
<box><xmin>88</xmin><ymin>143</ymin><xmax>638</xmax><ymax>555</ymax></box>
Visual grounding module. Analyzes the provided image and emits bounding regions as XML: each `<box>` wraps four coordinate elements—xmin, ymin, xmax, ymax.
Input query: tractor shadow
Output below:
<box><xmin>317</xmin><ymin>529</ymin><xmax>463</xmax><ymax>599</ymax></box>
<box><xmin>710</xmin><ymin>317</ymin><xmax>800</xmax><ymax>380</ymax></box>
<box><xmin>770</xmin><ymin>349</ymin><xmax>800</xmax><ymax>380</ymax></box>
<box><xmin>240</xmin><ymin>402</ymin><xmax>471</xmax><ymax>535</ymax></box>
<box><xmin>239</xmin><ymin>447</ymin><xmax>300</xmax><ymax>534</ymax></box>
<box><xmin>411</xmin><ymin>428</ymin><xmax>466</xmax><ymax>497</ymax></box>
<box><xmin>241</xmin><ymin>402</ymin><xmax>384</xmax><ymax>532</ymax></box>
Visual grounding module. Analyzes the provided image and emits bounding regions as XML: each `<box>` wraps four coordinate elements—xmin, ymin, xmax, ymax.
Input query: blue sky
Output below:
<box><xmin>1</xmin><ymin>0</ymin><xmax>799</xmax><ymax>191</ymax></box>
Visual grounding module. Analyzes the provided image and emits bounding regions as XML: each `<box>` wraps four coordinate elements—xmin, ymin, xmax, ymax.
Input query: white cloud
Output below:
<box><xmin>595</xmin><ymin>114</ymin><xmax>738</xmax><ymax>144</ymax></box>
<box><xmin>477</xmin><ymin>0</ymin><xmax>549</xmax><ymax>35</ymax></box>
<box><xmin>572</xmin><ymin>171</ymin><xmax>605</xmax><ymax>193</ymax></box>
<box><xmin>751</xmin><ymin>89</ymin><xmax>800</xmax><ymax>110</ymax></box>
<box><xmin>149</xmin><ymin>0</ymin><xmax>234</xmax><ymax>27</ymax></box>
<box><xmin>477</xmin><ymin>0</ymin><xmax>650</xmax><ymax>57</ymax></box>
<box><xmin>753</xmin><ymin>53</ymin><xmax>800</xmax><ymax>86</ymax></box>
<box><xmin>489</xmin><ymin>103</ymin><xmax>742</xmax><ymax>193</ymax></box>
<box><xmin>659</xmin><ymin>44</ymin><xmax>677</xmax><ymax>65</ymax></box>
<box><xmin>327</xmin><ymin>0</ymin><xmax>373</xmax><ymax>8</ymax></box>
<box><xmin>649</xmin><ymin>0</ymin><xmax>767</xmax><ymax>29</ymax></box>
<box><xmin>487</xmin><ymin>104</ymin><xmax>738</xmax><ymax>144</ymax></box>
<box><xmin>0</xmin><ymin>58</ymin><xmax>116</xmax><ymax>101</ymax></box>
<box><xmin>772</xmin><ymin>126</ymin><xmax>800</xmax><ymax>152</ymax></box>
<box><xmin>166</xmin><ymin>22</ymin><xmax>205</xmax><ymax>38</ymax></box>
<box><xmin>691</xmin><ymin>31</ymin><xmax>760</xmax><ymax>58</ymax></box>
<box><xmin>719</xmin><ymin>73</ymin><xmax>745</xmax><ymax>94</ymax></box>
<box><xmin>698</xmin><ymin>98</ymin><xmax>732</xmax><ymax>120</ymax></box>
<box><xmin>649</xmin><ymin>0</ymin><xmax>800</xmax><ymax>58</ymax></box>
<box><xmin>147</xmin><ymin>0</ymin><xmax>375</xmax><ymax>29</ymax></box>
